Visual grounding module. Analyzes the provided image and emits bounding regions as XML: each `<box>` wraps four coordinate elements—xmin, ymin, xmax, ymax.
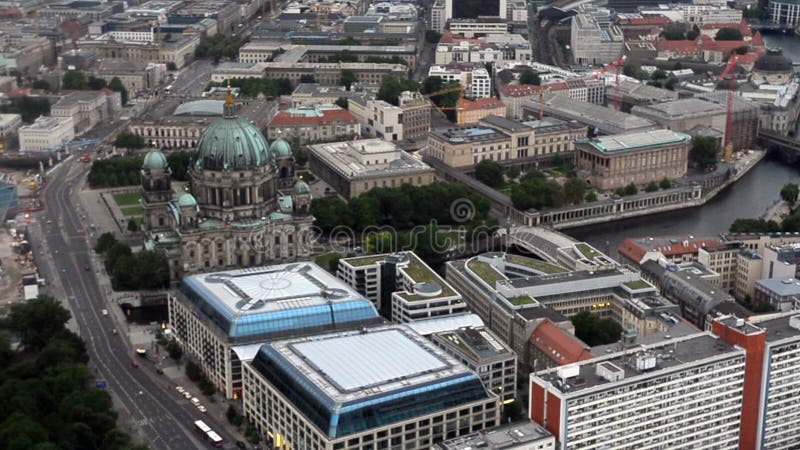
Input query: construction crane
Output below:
<box><xmin>591</xmin><ymin>55</ymin><xmax>626</xmax><ymax>111</ymax></box>
<box><xmin>423</xmin><ymin>85</ymin><xmax>464</xmax><ymax>124</ymax></box>
<box><xmin>718</xmin><ymin>55</ymin><xmax>738</xmax><ymax>163</ymax></box>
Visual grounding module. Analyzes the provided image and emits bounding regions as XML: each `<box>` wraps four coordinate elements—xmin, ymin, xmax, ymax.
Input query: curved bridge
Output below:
<box><xmin>499</xmin><ymin>226</ymin><xmax>578</xmax><ymax>263</ymax></box>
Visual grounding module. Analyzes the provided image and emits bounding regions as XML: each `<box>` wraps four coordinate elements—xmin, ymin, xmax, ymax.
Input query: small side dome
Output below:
<box><xmin>294</xmin><ymin>180</ymin><xmax>310</xmax><ymax>194</ymax></box>
<box><xmin>178</xmin><ymin>193</ymin><xmax>198</xmax><ymax>207</ymax></box>
<box><xmin>143</xmin><ymin>150</ymin><xmax>168</xmax><ymax>170</ymax></box>
<box><xmin>270</xmin><ymin>138</ymin><xmax>292</xmax><ymax>158</ymax></box>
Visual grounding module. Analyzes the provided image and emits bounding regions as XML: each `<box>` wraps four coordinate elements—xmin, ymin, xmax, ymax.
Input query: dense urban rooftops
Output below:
<box><xmin>307</xmin><ymin>138</ymin><xmax>433</xmax><ymax>180</ymax></box>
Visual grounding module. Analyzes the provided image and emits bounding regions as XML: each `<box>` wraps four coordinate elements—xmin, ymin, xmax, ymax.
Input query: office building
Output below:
<box><xmin>435</xmin><ymin>421</ymin><xmax>555</xmax><ymax>450</ymax></box>
<box><xmin>267</xmin><ymin>106</ymin><xmax>359</xmax><ymax>144</ymax></box>
<box><xmin>761</xmin><ymin>243</ymin><xmax>800</xmax><ymax>280</ymax></box>
<box><xmin>337</xmin><ymin>252</ymin><xmax>467</xmax><ymax>322</ymax></box>
<box><xmin>212</xmin><ymin>61</ymin><xmax>407</xmax><ymax>87</ymax></box>
<box><xmin>769</xmin><ymin>0</ymin><xmax>800</xmax><ymax>27</ymax></box>
<box><xmin>242</xmin><ymin>325</ymin><xmax>501</xmax><ymax>450</ymax></box>
<box><xmin>307</xmin><ymin>138</ymin><xmax>434</xmax><ymax>198</ymax></box>
<box><xmin>735</xmin><ymin>250</ymin><xmax>763</xmax><ymax>302</ymax></box>
<box><xmin>431</xmin><ymin>0</ymin><xmax>447</xmax><ymax>33</ymax></box>
<box><xmin>168</xmin><ymin>263</ymin><xmax>381</xmax><ymax>398</ymax></box>
<box><xmin>530</xmin><ymin>333</ymin><xmax>746</xmax><ymax>450</ymax></box>
<box><xmin>18</xmin><ymin>116</ymin><xmax>74</xmax><ymax>152</ymax></box>
<box><xmin>754</xmin><ymin>278</ymin><xmax>800</xmax><ymax>311</ymax></box>
<box><xmin>0</xmin><ymin>34</ymin><xmax>54</xmax><ymax>75</ymax></box>
<box><xmin>449</xmin><ymin>18</ymin><xmax>508</xmax><ymax>38</ymax></box>
<box><xmin>430</xmin><ymin>326</ymin><xmax>517</xmax><ymax>403</ymax></box>
<box><xmin>78</xmin><ymin>34</ymin><xmax>199</xmax><ymax>69</ymax></box>
<box><xmin>448</xmin><ymin>0</ymin><xmax>506</xmax><ymax>20</ymax></box>
<box><xmin>434</xmin><ymin>35</ymin><xmax>532</xmax><ymax>65</ymax></box>
<box><xmin>574</xmin><ymin>129</ymin><xmax>691</xmax><ymax>191</ymax></box>
<box><xmin>570</xmin><ymin>14</ymin><xmax>624</xmax><ymax>65</ymax></box>
<box><xmin>698</xmin><ymin>241</ymin><xmax>744</xmax><ymax>293</ymax></box>
<box><xmin>51</xmin><ymin>91</ymin><xmax>108</xmax><ymax>134</ymax></box>
<box><xmin>348</xmin><ymin>91</ymin><xmax>432</xmax><ymax>142</ymax></box>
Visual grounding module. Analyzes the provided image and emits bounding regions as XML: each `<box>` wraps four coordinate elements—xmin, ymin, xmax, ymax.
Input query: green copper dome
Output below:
<box><xmin>294</xmin><ymin>180</ymin><xmax>310</xmax><ymax>194</ymax></box>
<box><xmin>194</xmin><ymin>117</ymin><xmax>272</xmax><ymax>172</ymax></box>
<box><xmin>270</xmin><ymin>138</ymin><xmax>292</xmax><ymax>158</ymax></box>
<box><xmin>143</xmin><ymin>150</ymin><xmax>168</xmax><ymax>170</ymax></box>
<box><xmin>178</xmin><ymin>193</ymin><xmax>198</xmax><ymax>207</ymax></box>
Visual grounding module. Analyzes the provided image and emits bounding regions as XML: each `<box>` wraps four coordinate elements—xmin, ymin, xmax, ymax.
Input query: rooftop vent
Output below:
<box><xmin>596</xmin><ymin>362</ymin><xmax>624</xmax><ymax>382</ymax></box>
<box><xmin>632</xmin><ymin>352</ymin><xmax>657</xmax><ymax>372</ymax></box>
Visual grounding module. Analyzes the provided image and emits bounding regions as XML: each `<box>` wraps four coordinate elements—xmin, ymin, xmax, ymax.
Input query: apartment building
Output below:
<box><xmin>761</xmin><ymin>243</ymin><xmax>800</xmax><ymax>280</ymax></box>
<box><xmin>530</xmin><ymin>333</ymin><xmax>746</xmax><ymax>450</ymax></box>
<box><xmin>430</xmin><ymin>326</ymin><xmax>517</xmax><ymax>403</ymax></box>
<box><xmin>307</xmin><ymin>138</ymin><xmax>435</xmax><ymax>198</ymax></box>
<box><xmin>167</xmin><ymin>263</ymin><xmax>381</xmax><ymax>398</ymax></box>
<box><xmin>697</xmin><ymin>242</ymin><xmax>743</xmax><ymax>293</ymax></box>
<box><xmin>735</xmin><ymin>250</ymin><xmax>763</xmax><ymax>302</ymax></box>
<box><xmin>242</xmin><ymin>325</ymin><xmax>501</xmax><ymax>450</ymax></box>
<box><xmin>18</xmin><ymin>116</ymin><xmax>75</xmax><ymax>152</ymax></box>
<box><xmin>337</xmin><ymin>252</ymin><xmax>468</xmax><ymax>322</ymax></box>
<box><xmin>428</xmin><ymin>65</ymin><xmax>491</xmax><ymax>99</ymax></box>
<box><xmin>574</xmin><ymin>129</ymin><xmax>691</xmax><ymax>191</ymax></box>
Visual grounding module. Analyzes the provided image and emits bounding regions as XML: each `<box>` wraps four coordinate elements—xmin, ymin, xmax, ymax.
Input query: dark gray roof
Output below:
<box><xmin>516</xmin><ymin>306</ymin><xmax>569</xmax><ymax>323</ymax></box>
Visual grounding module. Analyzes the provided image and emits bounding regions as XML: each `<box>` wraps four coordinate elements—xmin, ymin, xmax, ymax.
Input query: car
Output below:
<box><xmin>196</xmin><ymin>405</ymin><xmax>207</xmax><ymax>413</ymax></box>
<box><xmin>183</xmin><ymin>391</ymin><xmax>192</xmax><ymax>399</ymax></box>
<box><xmin>101</xmin><ymin>309</ymin><xmax>108</xmax><ymax>316</ymax></box>
<box><xmin>236</xmin><ymin>441</ymin><xmax>247</xmax><ymax>449</ymax></box>
<box><xmin>135</xmin><ymin>348</ymin><xmax>147</xmax><ymax>356</ymax></box>
<box><xmin>191</xmin><ymin>397</ymin><xmax>200</xmax><ymax>406</ymax></box>
<box><xmin>176</xmin><ymin>386</ymin><xmax>185</xmax><ymax>393</ymax></box>
<box><xmin>80</xmin><ymin>155</ymin><xmax>91</xmax><ymax>163</ymax></box>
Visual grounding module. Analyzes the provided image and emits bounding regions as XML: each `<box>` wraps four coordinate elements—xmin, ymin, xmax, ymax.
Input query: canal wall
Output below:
<box><xmin>426</xmin><ymin>150</ymin><xmax>767</xmax><ymax>230</ymax></box>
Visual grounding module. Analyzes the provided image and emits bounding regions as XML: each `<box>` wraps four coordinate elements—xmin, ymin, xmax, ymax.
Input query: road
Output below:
<box><xmin>170</xmin><ymin>59</ymin><xmax>216</xmax><ymax>98</ymax></box>
<box><xmin>34</xmin><ymin>157</ymin><xmax>238</xmax><ymax>450</ymax></box>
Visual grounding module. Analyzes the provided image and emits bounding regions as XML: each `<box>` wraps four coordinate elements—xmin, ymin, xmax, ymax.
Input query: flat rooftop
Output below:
<box><xmin>525</xmin><ymin>93</ymin><xmax>656</xmax><ymax>134</ymax></box>
<box><xmin>577</xmin><ymin>129</ymin><xmax>691</xmax><ymax>154</ymax></box>
<box><xmin>434</xmin><ymin>327</ymin><xmax>514</xmax><ymax>362</ymax></box>
<box><xmin>179</xmin><ymin>263</ymin><xmax>379</xmax><ymax>341</ymax></box>
<box><xmin>536</xmin><ymin>333</ymin><xmax>742</xmax><ymax>394</ymax></box>
<box><xmin>435</xmin><ymin>421</ymin><xmax>553</xmax><ymax>449</ymax></box>
<box><xmin>753</xmin><ymin>312</ymin><xmax>800</xmax><ymax>343</ymax></box>
<box><xmin>430</xmin><ymin>127</ymin><xmax>508</xmax><ymax>144</ymax></box>
<box><xmin>254</xmin><ymin>325</ymin><xmax>488</xmax><ymax>415</ymax></box>
<box><xmin>307</xmin><ymin>138</ymin><xmax>433</xmax><ymax>180</ymax></box>
<box><xmin>632</xmin><ymin>98</ymin><xmax>726</xmax><ymax>120</ymax></box>
<box><xmin>756</xmin><ymin>278</ymin><xmax>800</xmax><ymax>297</ymax></box>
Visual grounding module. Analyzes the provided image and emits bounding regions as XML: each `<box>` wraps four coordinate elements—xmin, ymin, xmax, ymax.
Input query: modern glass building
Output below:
<box><xmin>243</xmin><ymin>325</ymin><xmax>501</xmax><ymax>450</ymax></box>
<box><xmin>168</xmin><ymin>262</ymin><xmax>381</xmax><ymax>398</ymax></box>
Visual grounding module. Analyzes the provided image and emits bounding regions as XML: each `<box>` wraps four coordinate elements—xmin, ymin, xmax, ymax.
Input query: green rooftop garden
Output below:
<box><xmin>505</xmin><ymin>254</ymin><xmax>567</xmax><ymax>274</ymax></box>
<box><xmin>505</xmin><ymin>295</ymin><xmax>536</xmax><ymax>306</ymax></box>
<box><xmin>575</xmin><ymin>243</ymin><xmax>602</xmax><ymax>260</ymax></box>
<box><xmin>623</xmin><ymin>279</ymin><xmax>653</xmax><ymax>290</ymax></box>
<box><xmin>344</xmin><ymin>254</ymin><xmax>388</xmax><ymax>267</ymax></box>
<box><xmin>398</xmin><ymin>254</ymin><xmax>456</xmax><ymax>301</ymax></box>
<box><xmin>467</xmin><ymin>259</ymin><xmax>506</xmax><ymax>286</ymax></box>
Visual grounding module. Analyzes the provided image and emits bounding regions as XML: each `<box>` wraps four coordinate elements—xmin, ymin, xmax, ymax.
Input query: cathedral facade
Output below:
<box><xmin>140</xmin><ymin>93</ymin><xmax>314</xmax><ymax>278</ymax></box>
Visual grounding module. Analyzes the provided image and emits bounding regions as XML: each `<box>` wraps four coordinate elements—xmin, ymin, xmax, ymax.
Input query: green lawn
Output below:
<box><xmin>575</xmin><ymin>243</ymin><xmax>602</xmax><ymax>260</ymax></box>
<box><xmin>505</xmin><ymin>254</ymin><xmax>566</xmax><ymax>274</ymax></box>
<box><xmin>506</xmin><ymin>295</ymin><xmax>536</xmax><ymax>306</ymax></box>
<box><xmin>624</xmin><ymin>280</ymin><xmax>653</xmax><ymax>290</ymax></box>
<box><xmin>113</xmin><ymin>192</ymin><xmax>142</xmax><ymax>207</ymax></box>
<box><xmin>314</xmin><ymin>252</ymin><xmax>341</xmax><ymax>273</ymax></box>
<box><xmin>467</xmin><ymin>260</ymin><xmax>506</xmax><ymax>286</ymax></box>
<box><xmin>121</xmin><ymin>206</ymin><xmax>142</xmax><ymax>217</ymax></box>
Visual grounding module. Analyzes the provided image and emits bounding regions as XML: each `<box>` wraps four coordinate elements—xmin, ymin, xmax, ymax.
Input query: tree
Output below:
<box><xmin>166</xmin><ymin>339</ymin><xmax>182</xmax><ymax>360</ymax></box>
<box><xmin>167</xmin><ymin>151</ymin><xmax>191</xmax><ymax>181</ymax></box>
<box><xmin>166</xmin><ymin>62</ymin><xmax>177</xmax><ymax>71</ymax></box>
<box><xmin>377</xmin><ymin>75</ymin><xmax>419</xmax><ymax>106</ymax></box>
<box><xmin>506</xmin><ymin>165</ymin><xmax>520</xmax><ymax>179</ymax></box>
<box><xmin>781</xmin><ymin>213</ymin><xmax>800</xmax><ymax>232</ymax></box>
<box><xmin>226</xmin><ymin>405</ymin><xmax>243</xmax><ymax>427</ymax></box>
<box><xmin>623</xmin><ymin>182</ymin><xmax>638</xmax><ymax>196</ymax></box>
<box><xmin>299</xmin><ymin>74</ymin><xmax>316</xmax><ymax>84</ymax></box>
<box><xmin>664</xmin><ymin>76</ymin><xmax>679</xmax><ymax>91</ymax></box>
<box><xmin>781</xmin><ymin>183</ymin><xmax>799</xmax><ymax>204</ymax></box>
<box><xmin>108</xmin><ymin>77</ymin><xmax>128</xmax><ymax>105</ymax></box>
<box><xmin>0</xmin><ymin>96</ymin><xmax>51</xmax><ymax>123</ymax></box>
<box><xmin>651</xmin><ymin>69</ymin><xmax>667</xmax><ymax>80</ymax></box>
<box><xmin>690</xmin><ymin>136</ymin><xmax>719</xmax><ymax>169</ymax></box>
<box><xmin>571</xmin><ymin>311</ymin><xmax>623</xmax><ymax>346</ymax></box>
<box><xmin>735</xmin><ymin>45</ymin><xmax>749</xmax><ymax>55</ymax></box>
<box><xmin>660</xmin><ymin>29</ymin><xmax>687</xmax><ymax>40</ymax></box>
<box><xmin>686</xmin><ymin>25</ymin><xmax>700</xmax><ymax>40</ymax></box>
<box><xmin>730</xmin><ymin>218</ymin><xmax>780</xmax><ymax>233</ymax></box>
<box><xmin>511</xmin><ymin>172</ymin><xmax>564</xmax><ymax>210</ymax></box>
<box><xmin>563</xmin><ymin>178</ymin><xmax>587</xmax><ymax>204</ymax></box>
<box><xmin>62</xmin><ymin>70</ymin><xmax>88</xmax><ymax>90</ymax></box>
<box><xmin>88</xmin><ymin>76</ymin><xmax>107</xmax><ymax>90</ymax></box>
<box><xmin>127</xmin><ymin>218</ymin><xmax>139</xmax><ymax>233</ymax></box>
<box><xmin>5</xmin><ymin>295</ymin><xmax>71</xmax><ymax>352</ymax></box>
<box><xmin>340</xmin><ymin>69</ymin><xmax>356</xmax><ymax>89</ymax></box>
<box><xmin>660</xmin><ymin>177</ymin><xmax>671</xmax><ymax>189</ymax></box>
<box><xmin>645</xmin><ymin>181</ymin><xmax>659</xmax><ymax>192</ymax></box>
<box><xmin>754</xmin><ymin>302</ymin><xmax>776</xmax><ymax>313</ymax></box>
<box><xmin>420</xmin><ymin>75</ymin><xmax>444</xmax><ymax>95</ymax></box>
<box><xmin>623</xmin><ymin>64</ymin><xmax>649</xmax><ymax>81</ymax></box>
<box><xmin>519</xmin><ymin>68</ymin><xmax>541</xmax><ymax>85</ymax></box>
<box><xmin>474</xmin><ymin>160</ymin><xmax>504</xmax><ymax>188</ymax></box>
<box><xmin>95</xmin><ymin>232</ymin><xmax>118</xmax><ymax>254</ymax></box>
<box><xmin>715</xmin><ymin>27</ymin><xmax>743</xmax><ymax>41</ymax></box>
<box><xmin>113</xmin><ymin>132</ymin><xmax>146</xmax><ymax>150</ymax></box>
<box><xmin>335</xmin><ymin>97</ymin><xmax>348</xmax><ymax>109</ymax></box>
<box><xmin>585</xmin><ymin>191</ymin><xmax>598</xmax><ymax>202</ymax></box>
<box><xmin>425</xmin><ymin>30</ymin><xmax>442</xmax><ymax>43</ymax></box>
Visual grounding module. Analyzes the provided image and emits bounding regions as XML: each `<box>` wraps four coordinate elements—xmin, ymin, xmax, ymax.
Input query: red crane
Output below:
<box><xmin>591</xmin><ymin>55</ymin><xmax>627</xmax><ymax>111</ymax></box>
<box><xmin>718</xmin><ymin>55</ymin><xmax>738</xmax><ymax>162</ymax></box>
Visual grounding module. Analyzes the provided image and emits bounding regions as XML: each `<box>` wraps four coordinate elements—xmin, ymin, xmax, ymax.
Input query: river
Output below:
<box><xmin>565</xmin><ymin>34</ymin><xmax>800</xmax><ymax>255</ymax></box>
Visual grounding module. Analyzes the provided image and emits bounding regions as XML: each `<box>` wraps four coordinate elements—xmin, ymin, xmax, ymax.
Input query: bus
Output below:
<box><xmin>194</xmin><ymin>420</ymin><xmax>224</xmax><ymax>448</ymax></box>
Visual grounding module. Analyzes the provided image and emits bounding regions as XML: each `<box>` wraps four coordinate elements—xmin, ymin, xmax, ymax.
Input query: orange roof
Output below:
<box><xmin>457</xmin><ymin>97</ymin><xmax>505</xmax><ymax>111</ymax></box>
<box><xmin>618</xmin><ymin>236</ymin><xmax>723</xmax><ymax>264</ymax></box>
<box><xmin>439</xmin><ymin>31</ymin><xmax>484</xmax><ymax>45</ymax></box>
<box><xmin>656</xmin><ymin>39</ymin><xmax>699</xmax><ymax>54</ymax></box>
<box><xmin>701</xmin><ymin>20</ymin><xmax>751</xmax><ymax>36</ymax></box>
<box><xmin>269</xmin><ymin>108</ymin><xmax>357</xmax><ymax>127</ymax></box>
<box><xmin>626</xmin><ymin>17</ymin><xmax>669</xmax><ymax>26</ymax></box>
<box><xmin>702</xmin><ymin>40</ymin><xmax>750</xmax><ymax>55</ymax></box>
<box><xmin>8</xmin><ymin>88</ymin><xmax>31</xmax><ymax>98</ymax></box>
<box><xmin>530</xmin><ymin>320</ymin><xmax>592</xmax><ymax>366</ymax></box>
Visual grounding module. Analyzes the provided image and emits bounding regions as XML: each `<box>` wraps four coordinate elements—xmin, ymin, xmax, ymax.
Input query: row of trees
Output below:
<box><xmin>63</xmin><ymin>71</ymin><xmax>128</xmax><ymax>104</ymax></box>
<box><xmin>205</xmin><ymin>77</ymin><xmax>293</xmax><ymax>98</ymax></box>
<box><xmin>114</xmin><ymin>132</ymin><xmax>146</xmax><ymax>149</ymax></box>
<box><xmin>311</xmin><ymin>182</ymin><xmax>491</xmax><ymax>232</ymax></box>
<box><xmin>195</xmin><ymin>35</ymin><xmax>246</xmax><ymax>63</ymax></box>
<box><xmin>731</xmin><ymin>184</ymin><xmax>800</xmax><ymax>234</ymax></box>
<box><xmin>0</xmin><ymin>295</ymin><xmax>146</xmax><ymax>450</ymax></box>
<box><xmin>321</xmin><ymin>51</ymin><xmax>408</xmax><ymax>66</ymax></box>
<box><xmin>95</xmin><ymin>233</ymin><xmax>170</xmax><ymax>291</ymax></box>
<box><xmin>510</xmin><ymin>171</ymin><xmax>587</xmax><ymax>210</ymax></box>
<box><xmin>88</xmin><ymin>156</ymin><xmax>143</xmax><ymax>187</ymax></box>
<box><xmin>660</xmin><ymin>24</ymin><xmax>700</xmax><ymax>41</ymax></box>
<box><xmin>0</xmin><ymin>96</ymin><xmax>50</xmax><ymax>123</ymax></box>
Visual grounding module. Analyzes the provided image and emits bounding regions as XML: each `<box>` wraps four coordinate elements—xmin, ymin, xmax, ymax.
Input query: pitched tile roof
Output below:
<box><xmin>457</xmin><ymin>97</ymin><xmax>506</xmax><ymax>111</ymax></box>
<box><xmin>529</xmin><ymin>320</ymin><xmax>592</xmax><ymax>366</ymax></box>
<box><xmin>269</xmin><ymin>108</ymin><xmax>357</xmax><ymax>127</ymax></box>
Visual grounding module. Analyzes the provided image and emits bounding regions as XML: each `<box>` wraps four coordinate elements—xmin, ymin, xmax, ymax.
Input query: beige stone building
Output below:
<box><xmin>348</xmin><ymin>91</ymin><xmax>431</xmax><ymax>142</ymax></box>
<box><xmin>211</xmin><ymin>61</ymin><xmax>407</xmax><ymax>87</ymax></box>
<box><xmin>307</xmin><ymin>138</ymin><xmax>435</xmax><ymax>198</ymax></box>
<box><xmin>457</xmin><ymin>98</ymin><xmax>507</xmax><ymax>126</ymax></box>
<box><xmin>575</xmin><ymin>129</ymin><xmax>691</xmax><ymax>191</ymax></box>
<box><xmin>51</xmin><ymin>91</ymin><xmax>108</xmax><ymax>133</ymax></box>
<box><xmin>78</xmin><ymin>35</ymin><xmax>198</xmax><ymax>69</ymax></box>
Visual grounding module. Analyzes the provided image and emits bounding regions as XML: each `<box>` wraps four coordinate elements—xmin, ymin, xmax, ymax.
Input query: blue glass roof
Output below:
<box><xmin>178</xmin><ymin>263</ymin><xmax>380</xmax><ymax>342</ymax></box>
<box><xmin>250</xmin><ymin>326</ymin><xmax>493</xmax><ymax>438</ymax></box>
